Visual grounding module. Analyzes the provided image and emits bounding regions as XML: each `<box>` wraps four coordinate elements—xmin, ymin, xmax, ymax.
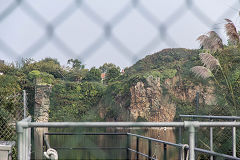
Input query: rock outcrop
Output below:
<box><xmin>129</xmin><ymin>75</ymin><xmax>216</xmax><ymax>122</ymax></box>
<box><xmin>129</xmin><ymin>76</ymin><xmax>176</xmax><ymax>122</ymax></box>
<box><xmin>99</xmin><ymin>48</ymin><xmax>217</xmax><ymax>122</ymax></box>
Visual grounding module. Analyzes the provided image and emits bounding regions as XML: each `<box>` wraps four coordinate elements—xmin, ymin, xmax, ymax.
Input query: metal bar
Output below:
<box><xmin>189</xmin><ymin>125</ymin><xmax>195</xmax><ymax>160</ymax></box>
<box><xmin>26</xmin><ymin>121</ymin><xmax>185</xmax><ymax>128</ymax></box>
<box><xmin>180</xmin><ymin>115</ymin><xmax>240</xmax><ymax>120</ymax></box>
<box><xmin>210</xmin><ymin>119</ymin><xmax>213</xmax><ymax>160</ymax></box>
<box><xmin>28</xmin><ymin>128</ymin><xmax>31</xmax><ymax>160</ymax></box>
<box><xmin>179</xmin><ymin>127</ymin><xmax>182</xmax><ymax>144</ymax></box>
<box><xmin>21</xmin><ymin>116</ymin><xmax>31</xmax><ymax>122</ymax></box>
<box><xmin>195</xmin><ymin>148</ymin><xmax>240</xmax><ymax>160</ymax></box>
<box><xmin>163</xmin><ymin>143</ymin><xmax>167</xmax><ymax>160</ymax></box>
<box><xmin>233</xmin><ymin>120</ymin><xmax>236</xmax><ymax>157</ymax></box>
<box><xmin>45</xmin><ymin>132</ymin><xmax>127</xmax><ymax>135</ymax></box>
<box><xmin>21</xmin><ymin>121</ymin><xmax>240</xmax><ymax>128</ymax></box>
<box><xmin>53</xmin><ymin>147</ymin><xmax>127</xmax><ymax>150</ymax></box>
<box><xmin>127</xmin><ymin>134</ymin><xmax>131</xmax><ymax>160</ymax></box>
<box><xmin>148</xmin><ymin>139</ymin><xmax>152</xmax><ymax>160</ymax></box>
<box><xmin>128</xmin><ymin>148</ymin><xmax>157</xmax><ymax>160</ymax></box>
<box><xmin>43</xmin><ymin>134</ymin><xmax>51</xmax><ymax>149</ymax></box>
<box><xmin>136</xmin><ymin>136</ymin><xmax>139</xmax><ymax>160</ymax></box>
<box><xmin>23</xmin><ymin>90</ymin><xmax>27</xmax><ymax>118</ymax></box>
<box><xmin>26</xmin><ymin>128</ymin><xmax>29</xmax><ymax>160</ymax></box>
<box><xmin>127</xmin><ymin>133</ymin><xmax>185</xmax><ymax>148</ymax></box>
<box><xmin>23</xmin><ymin>128</ymin><xmax>26</xmax><ymax>160</ymax></box>
<box><xmin>17</xmin><ymin>122</ymin><xmax>24</xmax><ymax>160</ymax></box>
<box><xmin>178</xmin><ymin>118</ymin><xmax>183</xmax><ymax>160</ymax></box>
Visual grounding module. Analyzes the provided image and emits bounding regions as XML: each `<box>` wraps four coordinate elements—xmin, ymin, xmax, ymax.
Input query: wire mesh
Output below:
<box><xmin>180</xmin><ymin>117</ymin><xmax>240</xmax><ymax>159</ymax></box>
<box><xmin>0</xmin><ymin>91</ymin><xmax>28</xmax><ymax>159</ymax></box>
<box><xmin>1</xmin><ymin>0</ymin><xmax>240</xmax><ymax>159</ymax></box>
<box><xmin>0</xmin><ymin>0</ymin><xmax>240</xmax><ymax>65</ymax></box>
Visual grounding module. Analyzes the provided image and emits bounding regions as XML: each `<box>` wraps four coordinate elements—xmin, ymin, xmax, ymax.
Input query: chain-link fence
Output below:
<box><xmin>0</xmin><ymin>90</ymin><xmax>28</xmax><ymax>159</ymax></box>
<box><xmin>1</xmin><ymin>0</ymin><xmax>240</xmax><ymax>159</ymax></box>
<box><xmin>179</xmin><ymin>116</ymin><xmax>240</xmax><ymax>159</ymax></box>
<box><xmin>0</xmin><ymin>0</ymin><xmax>240</xmax><ymax>67</ymax></box>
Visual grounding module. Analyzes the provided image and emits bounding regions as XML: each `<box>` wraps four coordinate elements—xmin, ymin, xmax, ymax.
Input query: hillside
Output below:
<box><xmin>0</xmin><ymin>46</ymin><xmax>239</xmax><ymax>123</ymax></box>
<box><xmin>98</xmin><ymin>48</ymin><xmax>212</xmax><ymax>122</ymax></box>
<box><xmin>98</xmin><ymin>46</ymin><xmax>240</xmax><ymax>122</ymax></box>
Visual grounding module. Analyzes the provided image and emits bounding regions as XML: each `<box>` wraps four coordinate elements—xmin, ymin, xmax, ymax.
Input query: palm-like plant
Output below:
<box><xmin>196</xmin><ymin>31</ymin><xmax>223</xmax><ymax>51</ymax></box>
<box><xmin>191</xmin><ymin>52</ymin><xmax>237</xmax><ymax>115</ymax></box>
<box><xmin>193</xmin><ymin>18</ymin><xmax>240</xmax><ymax>115</ymax></box>
<box><xmin>224</xmin><ymin>19</ymin><xmax>240</xmax><ymax>45</ymax></box>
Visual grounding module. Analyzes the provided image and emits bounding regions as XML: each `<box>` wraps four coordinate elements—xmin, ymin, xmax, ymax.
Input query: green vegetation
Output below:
<box><xmin>0</xmin><ymin>43</ymin><xmax>239</xmax><ymax>122</ymax></box>
<box><xmin>50</xmin><ymin>81</ymin><xmax>104</xmax><ymax>121</ymax></box>
<box><xmin>0</xmin><ymin>19</ymin><xmax>239</xmax><ymax>127</ymax></box>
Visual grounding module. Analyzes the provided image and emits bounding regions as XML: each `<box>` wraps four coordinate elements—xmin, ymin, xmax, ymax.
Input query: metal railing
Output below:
<box><xmin>43</xmin><ymin>132</ymin><xmax>189</xmax><ymax>160</ymax></box>
<box><xmin>17</xmin><ymin>116</ymin><xmax>240</xmax><ymax>160</ymax></box>
<box><xmin>180</xmin><ymin>115</ymin><xmax>240</xmax><ymax>160</ymax></box>
<box><xmin>16</xmin><ymin>116</ymin><xmax>31</xmax><ymax>160</ymax></box>
<box><xmin>127</xmin><ymin>133</ymin><xmax>188</xmax><ymax>160</ymax></box>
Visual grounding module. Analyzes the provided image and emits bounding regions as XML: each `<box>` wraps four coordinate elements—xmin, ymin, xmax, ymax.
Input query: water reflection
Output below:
<box><xmin>48</xmin><ymin>128</ymin><xmax>178</xmax><ymax>160</ymax></box>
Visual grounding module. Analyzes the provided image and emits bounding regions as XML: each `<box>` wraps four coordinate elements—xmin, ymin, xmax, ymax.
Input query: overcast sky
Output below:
<box><xmin>0</xmin><ymin>0</ymin><xmax>240</xmax><ymax>68</ymax></box>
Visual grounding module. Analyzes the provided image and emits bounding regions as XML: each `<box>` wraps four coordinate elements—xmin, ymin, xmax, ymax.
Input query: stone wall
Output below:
<box><xmin>34</xmin><ymin>84</ymin><xmax>52</xmax><ymax>159</ymax></box>
<box><xmin>34</xmin><ymin>84</ymin><xmax>52</xmax><ymax>122</ymax></box>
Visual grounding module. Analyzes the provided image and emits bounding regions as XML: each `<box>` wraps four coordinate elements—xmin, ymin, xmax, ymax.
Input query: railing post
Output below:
<box><xmin>210</xmin><ymin>119</ymin><xmax>213</xmax><ymax>160</ymax></box>
<box><xmin>24</xmin><ymin>128</ymin><xmax>28</xmax><ymax>160</ymax></box>
<box><xmin>178</xmin><ymin>119</ymin><xmax>182</xmax><ymax>160</ymax></box>
<box><xmin>23</xmin><ymin>90</ymin><xmax>27</xmax><ymax>119</ymax></box>
<box><xmin>163</xmin><ymin>143</ymin><xmax>167</xmax><ymax>160</ymax></box>
<box><xmin>148</xmin><ymin>139</ymin><xmax>152</xmax><ymax>160</ymax></box>
<box><xmin>17</xmin><ymin>122</ymin><xmax>24</xmax><ymax>160</ymax></box>
<box><xmin>232</xmin><ymin>120</ymin><xmax>236</xmax><ymax>157</ymax></box>
<box><xmin>189</xmin><ymin>125</ymin><xmax>195</xmax><ymax>160</ymax></box>
<box><xmin>28</xmin><ymin>128</ymin><xmax>31</xmax><ymax>160</ymax></box>
<box><xmin>136</xmin><ymin>137</ymin><xmax>139</xmax><ymax>160</ymax></box>
<box><xmin>127</xmin><ymin>134</ymin><xmax>131</xmax><ymax>160</ymax></box>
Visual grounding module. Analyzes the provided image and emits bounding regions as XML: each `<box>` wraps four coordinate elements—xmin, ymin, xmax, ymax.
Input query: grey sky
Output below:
<box><xmin>0</xmin><ymin>0</ymin><xmax>240</xmax><ymax>69</ymax></box>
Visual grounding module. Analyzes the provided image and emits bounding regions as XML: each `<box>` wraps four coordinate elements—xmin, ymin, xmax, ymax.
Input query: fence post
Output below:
<box><xmin>178</xmin><ymin>118</ymin><xmax>182</xmax><ymax>160</ymax></box>
<box><xmin>189</xmin><ymin>125</ymin><xmax>195</xmax><ymax>160</ymax></box>
<box><xmin>233</xmin><ymin>120</ymin><xmax>236</xmax><ymax>157</ymax></box>
<box><xmin>17</xmin><ymin>122</ymin><xmax>24</xmax><ymax>160</ymax></box>
<box><xmin>136</xmin><ymin>137</ymin><xmax>139</xmax><ymax>160</ymax></box>
<box><xmin>28</xmin><ymin>128</ymin><xmax>31</xmax><ymax>160</ymax></box>
<box><xmin>163</xmin><ymin>143</ymin><xmax>167</xmax><ymax>160</ymax></box>
<box><xmin>127</xmin><ymin>134</ymin><xmax>131</xmax><ymax>160</ymax></box>
<box><xmin>148</xmin><ymin>139</ymin><xmax>152</xmax><ymax>160</ymax></box>
<box><xmin>23</xmin><ymin>90</ymin><xmax>27</xmax><ymax>119</ymax></box>
<box><xmin>210</xmin><ymin>118</ymin><xmax>213</xmax><ymax>160</ymax></box>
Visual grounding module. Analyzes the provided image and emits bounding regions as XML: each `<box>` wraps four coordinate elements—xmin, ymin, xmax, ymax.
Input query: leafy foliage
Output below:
<box><xmin>99</xmin><ymin>63</ymin><xmax>120</xmax><ymax>73</ymax></box>
<box><xmin>84</xmin><ymin>67</ymin><xmax>101</xmax><ymax>82</ymax></box>
<box><xmin>49</xmin><ymin>81</ymin><xmax>105</xmax><ymax>121</ymax></box>
<box><xmin>105</xmin><ymin>67</ymin><xmax>121</xmax><ymax>83</ymax></box>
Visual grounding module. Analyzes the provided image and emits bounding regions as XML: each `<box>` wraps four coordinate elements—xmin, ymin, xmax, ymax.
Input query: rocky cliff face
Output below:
<box><xmin>99</xmin><ymin>48</ymin><xmax>218</xmax><ymax>122</ymax></box>
<box><xmin>128</xmin><ymin>75</ymin><xmax>216</xmax><ymax>122</ymax></box>
<box><xmin>129</xmin><ymin>76</ymin><xmax>176</xmax><ymax>122</ymax></box>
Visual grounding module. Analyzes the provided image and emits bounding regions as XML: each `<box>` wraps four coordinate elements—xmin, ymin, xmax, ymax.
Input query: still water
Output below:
<box><xmin>47</xmin><ymin>128</ymin><xmax>179</xmax><ymax>160</ymax></box>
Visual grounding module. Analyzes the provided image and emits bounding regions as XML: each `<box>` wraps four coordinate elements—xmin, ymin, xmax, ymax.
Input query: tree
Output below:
<box><xmin>21</xmin><ymin>58</ymin><xmax>65</xmax><ymax>79</ymax></box>
<box><xmin>84</xmin><ymin>67</ymin><xmax>101</xmax><ymax>82</ymax></box>
<box><xmin>67</xmin><ymin>59</ymin><xmax>85</xmax><ymax>70</ymax></box>
<box><xmin>105</xmin><ymin>67</ymin><xmax>121</xmax><ymax>83</ymax></box>
<box><xmin>66</xmin><ymin>69</ymin><xmax>88</xmax><ymax>82</ymax></box>
<box><xmin>99</xmin><ymin>63</ymin><xmax>120</xmax><ymax>73</ymax></box>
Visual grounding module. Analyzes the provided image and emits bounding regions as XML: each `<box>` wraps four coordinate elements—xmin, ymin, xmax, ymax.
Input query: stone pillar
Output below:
<box><xmin>34</xmin><ymin>83</ymin><xmax>51</xmax><ymax>159</ymax></box>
